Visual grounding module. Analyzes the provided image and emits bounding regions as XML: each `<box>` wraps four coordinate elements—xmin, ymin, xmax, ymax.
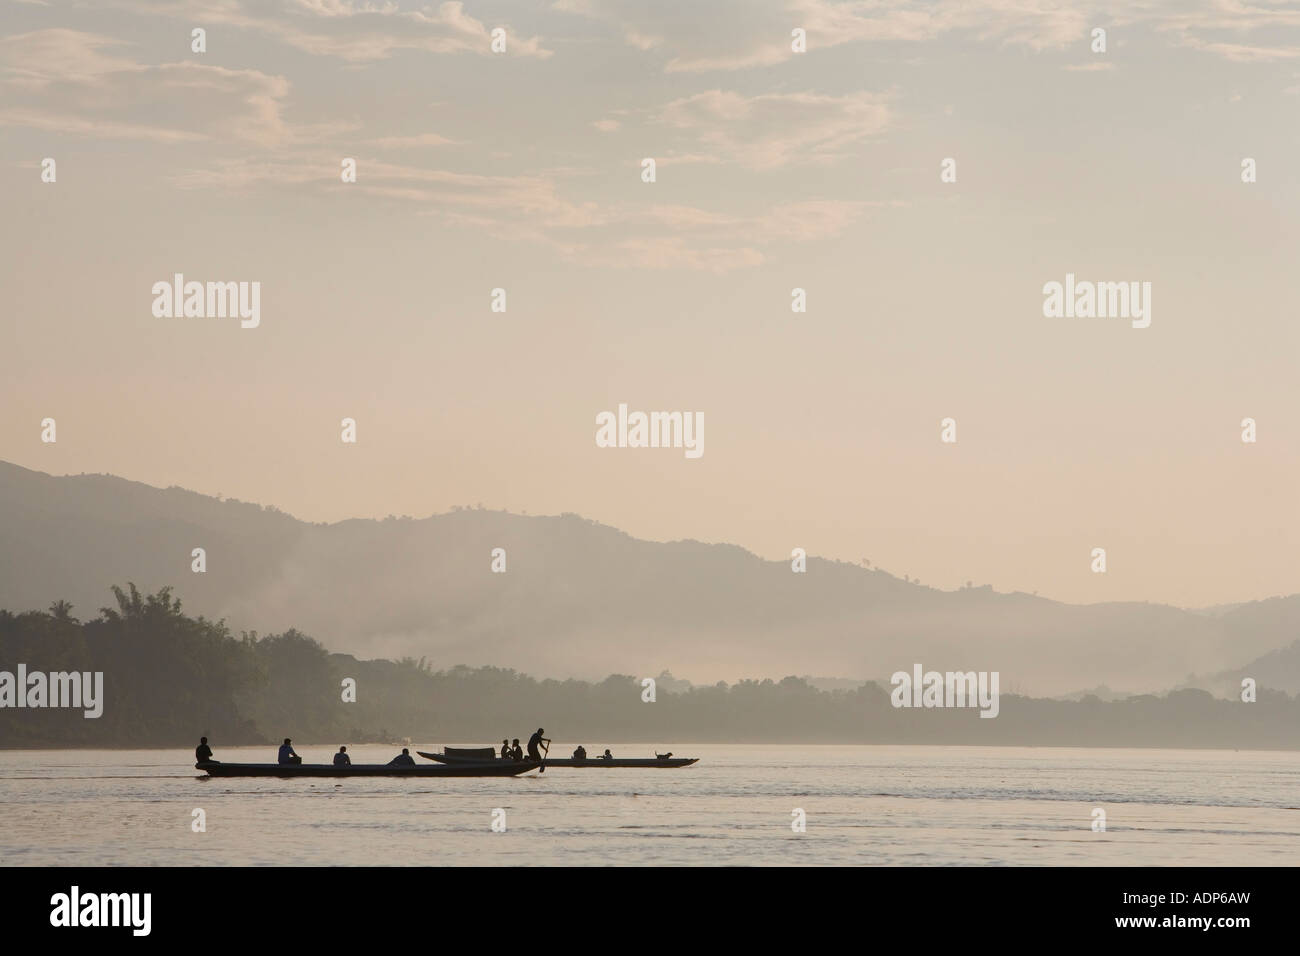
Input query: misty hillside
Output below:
<box><xmin>1182</xmin><ymin>636</ymin><xmax>1300</xmax><ymax>697</ymax></box>
<box><xmin>1</xmin><ymin>460</ymin><xmax>1296</xmax><ymax>696</ymax></box>
<box><xmin>7</xmin><ymin>590</ymin><xmax>1298</xmax><ymax>750</ymax></box>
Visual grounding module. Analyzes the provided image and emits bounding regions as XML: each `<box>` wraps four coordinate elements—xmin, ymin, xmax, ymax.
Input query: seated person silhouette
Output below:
<box><xmin>600</xmin><ymin>749</ymin><xmax>614</xmax><ymax>761</ymax></box>
<box><xmin>195</xmin><ymin>736</ymin><xmax>218</xmax><ymax>764</ymax></box>
<box><xmin>333</xmin><ymin>746</ymin><xmax>351</xmax><ymax>766</ymax></box>
<box><xmin>572</xmin><ymin>745</ymin><xmax>588</xmax><ymax>760</ymax></box>
<box><xmin>387</xmin><ymin>748</ymin><xmax>416</xmax><ymax>766</ymax></box>
<box><xmin>278</xmin><ymin>738</ymin><xmax>302</xmax><ymax>765</ymax></box>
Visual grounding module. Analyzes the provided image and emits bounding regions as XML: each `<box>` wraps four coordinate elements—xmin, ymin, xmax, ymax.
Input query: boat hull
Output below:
<box><xmin>417</xmin><ymin>752</ymin><xmax>698</xmax><ymax>769</ymax></box>
<box><xmin>196</xmin><ymin>761</ymin><xmax>537</xmax><ymax>778</ymax></box>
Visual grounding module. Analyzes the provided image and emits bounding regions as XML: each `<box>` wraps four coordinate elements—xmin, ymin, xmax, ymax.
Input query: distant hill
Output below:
<box><xmin>1182</xmin><ymin>636</ymin><xmax>1300</xmax><ymax>697</ymax></box>
<box><xmin>1</xmin><ymin>460</ymin><xmax>1296</xmax><ymax>696</ymax></box>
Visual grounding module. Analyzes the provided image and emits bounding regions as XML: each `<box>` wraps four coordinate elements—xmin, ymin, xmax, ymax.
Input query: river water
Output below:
<box><xmin>1</xmin><ymin>744</ymin><xmax>1296</xmax><ymax>865</ymax></box>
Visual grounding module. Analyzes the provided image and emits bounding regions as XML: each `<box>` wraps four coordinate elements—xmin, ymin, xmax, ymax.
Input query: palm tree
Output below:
<box><xmin>99</xmin><ymin>583</ymin><xmax>183</xmax><ymax>623</ymax></box>
<box><xmin>48</xmin><ymin>599</ymin><xmax>79</xmax><ymax>624</ymax></box>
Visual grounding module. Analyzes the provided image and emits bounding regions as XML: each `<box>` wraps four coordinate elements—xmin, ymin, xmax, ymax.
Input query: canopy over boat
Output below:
<box><xmin>195</xmin><ymin>761</ymin><xmax>537</xmax><ymax>778</ymax></box>
<box><xmin>418</xmin><ymin>751</ymin><xmax>698</xmax><ymax>769</ymax></box>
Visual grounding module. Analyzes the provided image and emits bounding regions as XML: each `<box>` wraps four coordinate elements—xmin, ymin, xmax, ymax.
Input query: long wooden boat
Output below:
<box><xmin>195</xmin><ymin>760</ymin><xmax>538</xmax><ymax>778</ymax></box>
<box><xmin>418</xmin><ymin>751</ymin><xmax>698</xmax><ymax>769</ymax></box>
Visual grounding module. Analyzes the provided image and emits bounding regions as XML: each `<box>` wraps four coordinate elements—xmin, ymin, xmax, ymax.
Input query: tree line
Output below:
<box><xmin>2</xmin><ymin>585</ymin><xmax>1298</xmax><ymax>750</ymax></box>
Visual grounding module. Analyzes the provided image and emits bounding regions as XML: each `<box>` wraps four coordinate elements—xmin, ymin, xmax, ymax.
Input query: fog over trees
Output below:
<box><xmin>3</xmin><ymin>586</ymin><xmax>1298</xmax><ymax>751</ymax></box>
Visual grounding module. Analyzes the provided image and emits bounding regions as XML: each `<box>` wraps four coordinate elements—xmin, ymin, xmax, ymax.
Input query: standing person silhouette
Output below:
<box><xmin>527</xmin><ymin>728</ymin><xmax>550</xmax><ymax>762</ymax></box>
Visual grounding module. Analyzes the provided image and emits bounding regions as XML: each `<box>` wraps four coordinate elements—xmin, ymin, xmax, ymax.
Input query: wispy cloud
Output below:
<box><xmin>107</xmin><ymin>0</ymin><xmax>552</xmax><ymax>62</ymax></box>
<box><xmin>654</xmin><ymin>89</ymin><xmax>893</xmax><ymax>169</ymax></box>
<box><xmin>0</xmin><ymin>29</ymin><xmax>321</xmax><ymax>147</ymax></box>
<box><xmin>0</xmin><ymin>106</ymin><xmax>207</xmax><ymax>142</ymax></box>
<box><xmin>561</xmin><ymin>0</ymin><xmax>1300</xmax><ymax>70</ymax></box>
<box><xmin>577</xmin><ymin>237</ymin><xmax>767</xmax><ymax>272</ymax></box>
<box><xmin>367</xmin><ymin>131</ymin><xmax>459</xmax><ymax>148</ymax></box>
<box><xmin>562</xmin><ymin>0</ymin><xmax>1094</xmax><ymax>72</ymax></box>
<box><xmin>168</xmin><ymin>144</ymin><xmax>878</xmax><ymax>271</ymax></box>
<box><xmin>1174</xmin><ymin>36</ymin><xmax>1300</xmax><ymax>63</ymax></box>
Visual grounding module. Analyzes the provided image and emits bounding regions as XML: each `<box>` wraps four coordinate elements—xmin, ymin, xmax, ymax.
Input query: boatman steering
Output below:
<box><xmin>527</xmin><ymin>728</ymin><xmax>551</xmax><ymax>762</ymax></box>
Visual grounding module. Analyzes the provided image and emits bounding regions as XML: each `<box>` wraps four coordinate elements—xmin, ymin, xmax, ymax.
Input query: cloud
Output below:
<box><xmin>614</xmin><ymin>198</ymin><xmax>876</xmax><ymax>249</ymax></box>
<box><xmin>562</xmin><ymin>0</ymin><xmax>1094</xmax><ymax>71</ymax></box>
<box><xmin>578</xmin><ymin>237</ymin><xmax>766</xmax><ymax>272</ymax></box>
<box><xmin>0</xmin><ymin>29</ymin><xmax>311</xmax><ymax>147</ymax></box>
<box><xmin>561</xmin><ymin>0</ymin><xmax>1300</xmax><ymax>69</ymax></box>
<box><xmin>544</xmin><ymin>197</ymin><xmax>891</xmax><ymax>271</ymax></box>
<box><xmin>655</xmin><ymin>89</ymin><xmax>892</xmax><ymax>169</ymax></box>
<box><xmin>290</xmin><ymin>0</ymin><xmax>401</xmax><ymax>17</ymax></box>
<box><xmin>623</xmin><ymin>30</ymin><xmax>661</xmax><ymax>51</ymax></box>
<box><xmin>633</xmin><ymin>199</ymin><xmax>878</xmax><ymax>243</ymax></box>
<box><xmin>744</xmin><ymin>199</ymin><xmax>884</xmax><ymax>242</ymax></box>
<box><xmin>663</xmin><ymin>44</ymin><xmax>789</xmax><ymax>74</ymax></box>
<box><xmin>170</xmin><ymin>143</ymin><xmax>875</xmax><ymax>271</ymax></box>
<box><xmin>107</xmin><ymin>0</ymin><xmax>552</xmax><ymax>62</ymax></box>
<box><xmin>368</xmin><ymin>131</ymin><xmax>458</xmax><ymax>148</ymax></box>
<box><xmin>549</xmin><ymin>197</ymin><xmax>880</xmax><ymax>271</ymax></box>
<box><xmin>0</xmin><ymin>28</ymin><xmax>140</xmax><ymax>85</ymax></box>
<box><xmin>1173</xmin><ymin>36</ymin><xmax>1300</xmax><ymax>63</ymax></box>
<box><xmin>0</xmin><ymin>107</ymin><xmax>207</xmax><ymax>142</ymax></box>
<box><xmin>171</xmin><ymin>151</ymin><xmax>610</xmax><ymax>225</ymax></box>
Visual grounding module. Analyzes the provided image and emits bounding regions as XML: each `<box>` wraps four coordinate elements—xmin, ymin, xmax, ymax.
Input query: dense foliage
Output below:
<box><xmin>3</xmin><ymin>585</ymin><xmax>1298</xmax><ymax>750</ymax></box>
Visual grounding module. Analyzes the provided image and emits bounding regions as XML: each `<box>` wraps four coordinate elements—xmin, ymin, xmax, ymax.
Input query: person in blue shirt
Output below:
<box><xmin>278</xmin><ymin>738</ymin><xmax>302</xmax><ymax>765</ymax></box>
<box><xmin>333</xmin><ymin>746</ymin><xmax>351</xmax><ymax>766</ymax></box>
<box><xmin>387</xmin><ymin>747</ymin><xmax>415</xmax><ymax>766</ymax></box>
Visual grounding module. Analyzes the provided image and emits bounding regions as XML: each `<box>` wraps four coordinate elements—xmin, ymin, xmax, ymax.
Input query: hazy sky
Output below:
<box><xmin>2</xmin><ymin>0</ymin><xmax>1297</xmax><ymax>608</ymax></box>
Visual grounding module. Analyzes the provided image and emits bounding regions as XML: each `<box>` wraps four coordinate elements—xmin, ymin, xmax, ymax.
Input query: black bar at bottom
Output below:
<box><xmin>11</xmin><ymin>866</ymin><xmax>1276</xmax><ymax>940</ymax></box>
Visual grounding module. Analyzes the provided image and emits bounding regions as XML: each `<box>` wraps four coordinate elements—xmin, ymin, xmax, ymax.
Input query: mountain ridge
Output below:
<box><xmin>2</xmin><ymin>459</ymin><xmax>1296</xmax><ymax>696</ymax></box>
